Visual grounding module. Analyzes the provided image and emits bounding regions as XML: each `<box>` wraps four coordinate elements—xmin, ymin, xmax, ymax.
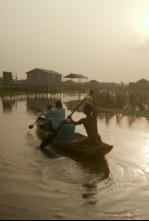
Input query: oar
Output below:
<box><xmin>89</xmin><ymin>90</ymin><xmax>111</xmax><ymax>113</ymax></box>
<box><xmin>29</xmin><ymin>113</ymin><xmax>44</xmax><ymax>129</ymax></box>
<box><xmin>26</xmin><ymin>104</ymin><xmax>43</xmax><ymax>112</ymax></box>
<box><xmin>40</xmin><ymin>94</ymin><xmax>89</xmax><ymax>149</ymax></box>
<box><xmin>89</xmin><ymin>89</ymin><xmax>96</xmax><ymax>106</ymax></box>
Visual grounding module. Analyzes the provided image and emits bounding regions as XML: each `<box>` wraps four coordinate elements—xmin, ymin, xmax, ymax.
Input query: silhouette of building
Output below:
<box><xmin>63</xmin><ymin>73</ymin><xmax>88</xmax><ymax>83</ymax></box>
<box><xmin>63</xmin><ymin>73</ymin><xmax>88</xmax><ymax>89</ymax></box>
<box><xmin>3</xmin><ymin>72</ymin><xmax>13</xmax><ymax>84</ymax></box>
<box><xmin>26</xmin><ymin>68</ymin><xmax>62</xmax><ymax>86</ymax></box>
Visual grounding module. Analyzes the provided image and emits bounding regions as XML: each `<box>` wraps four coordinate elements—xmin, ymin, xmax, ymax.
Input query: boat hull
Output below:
<box><xmin>36</xmin><ymin>119</ymin><xmax>113</xmax><ymax>156</ymax></box>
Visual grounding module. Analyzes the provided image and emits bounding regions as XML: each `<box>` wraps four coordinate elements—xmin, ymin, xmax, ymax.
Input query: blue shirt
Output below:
<box><xmin>44</xmin><ymin>108</ymin><xmax>66</xmax><ymax>129</ymax></box>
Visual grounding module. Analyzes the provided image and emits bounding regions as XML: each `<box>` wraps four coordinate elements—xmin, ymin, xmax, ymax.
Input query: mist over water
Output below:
<box><xmin>0</xmin><ymin>93</ymin><xmax>149</xmax><ymax>220</ymax></box>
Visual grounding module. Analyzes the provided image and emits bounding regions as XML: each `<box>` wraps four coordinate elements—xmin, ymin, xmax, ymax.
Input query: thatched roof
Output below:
<box><xmin>64</xmin><ymin>73</ymin><xmax>88</xmax><ymax>79</ymax></box>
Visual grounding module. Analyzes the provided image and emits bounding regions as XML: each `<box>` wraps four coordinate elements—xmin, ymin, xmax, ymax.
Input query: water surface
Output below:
<box><xmin>0</xmin><ymin>93</ymin><xmax>149</xmax><ymax>220</ymax></box>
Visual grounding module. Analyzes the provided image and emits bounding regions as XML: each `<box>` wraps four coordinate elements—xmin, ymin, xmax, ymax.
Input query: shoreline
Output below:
<box><xmin>1</xmin><ymin>87</ymin><xmax>149</xmax><ymax>120</ymax></box>
<box><xmin>0</xmin><ymin>86</ymin><xmax>87</xmax><ymax>97</ymax></box>
<box><xmin>65</xmin><ymin>100</ymin><xmax>149</xmax><ymax>120</ymax></box>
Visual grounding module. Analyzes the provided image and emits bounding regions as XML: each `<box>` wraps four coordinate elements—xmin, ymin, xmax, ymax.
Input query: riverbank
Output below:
<box><xmin>0</xmin><ymin>85</ymin><xmax>88</xmax><ymax>96</ymax></box>
<box><xmin>65</xmin><ymin>100</ymin><xmax>149</xmax><ymax>119</ymax></box>
<box><xmin>2</xmin><ymin>86</ymin><xmax>149</xmax><ymax>119</ymax></box>
<box><xmin>0</xmin><ymin>86</ymin><xmax>38</xmax><ymax>96</ymax></box>
<box><xmin>0</xmin><ymin>89</ymin><xmax>35</xmax><ymax>96</ymax></box>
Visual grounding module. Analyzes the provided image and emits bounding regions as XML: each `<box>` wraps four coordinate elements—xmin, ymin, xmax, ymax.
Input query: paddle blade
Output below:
<box><xmin>40</xmin><ymin>134</ymin><xmax>54</xmax><ymax>149</ymax></box>
<box><xmin>29</xmin><ymin>125</ymin><xmax>34</xmax><ymax>129</ymax></box>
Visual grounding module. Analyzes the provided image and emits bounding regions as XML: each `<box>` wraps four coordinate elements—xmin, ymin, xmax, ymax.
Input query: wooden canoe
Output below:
<box><xmin>36</xmin><ymin>118</ymin><xmax>113</xmax><ymax>157</ymax></box>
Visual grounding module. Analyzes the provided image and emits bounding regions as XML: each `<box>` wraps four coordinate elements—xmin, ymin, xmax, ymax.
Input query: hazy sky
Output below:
<box><xmin>0</xmin><ymin>0</ymin><xmax>149</xmax><ymax>83</ymax></box>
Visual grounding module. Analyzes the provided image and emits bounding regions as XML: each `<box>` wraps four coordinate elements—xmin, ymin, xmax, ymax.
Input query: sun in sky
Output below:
<box><xmin>130</xmin><ymin>3</ymin><xmax>149</xmax><ymax>37</ymax></box>
<box><xmin>143</xmin><ymin>14</ymin><xmax>149</xmax><ymax>30</ymax></box>
<box><xmin>136</xmin><ymin>12</ymin><xmax>149</xmax><ymax>35</ymax></box>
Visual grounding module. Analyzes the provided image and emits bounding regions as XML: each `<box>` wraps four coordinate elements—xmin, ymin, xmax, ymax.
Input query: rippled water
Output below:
<box><xmin>0</xmin><ymin>93</ymin><xmax>149</xmax><ymax>220</ymax></box>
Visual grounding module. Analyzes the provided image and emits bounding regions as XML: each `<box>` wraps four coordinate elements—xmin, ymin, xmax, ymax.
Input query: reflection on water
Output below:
<box><xmin>1</xmin><ymin>93</ymin><xmax>148</xmax><ymax>128</ymax></box>
<box><xmin>40</xmin><ymin>145</ymin><xmax>113</xmax><ymax>207</ymax></box>
<box><xmin>1</xmin><ymin>93</ymin><xmax>149</xmax><ymax>219</ymax></box>
<box><xmin>1</xmin><ymin>93</ymin><xmax>85</xmax><ymax>114</ymax></box>
<box><xmin>1</xmin><ymin>96</ymin><xmax>16</xmax><ymax>112</ymax></box>
<box><xmin>42</xmin><ymin>145</ymin><xmax>110</xmax><ymax>176</ymax></box>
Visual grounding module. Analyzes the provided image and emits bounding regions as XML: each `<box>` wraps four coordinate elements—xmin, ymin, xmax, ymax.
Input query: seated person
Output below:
<box><xmin>44</xmin><ymin>102</ymin><xmax>54</xmax><ymax>113</ymax></box>
<box><xmin>69</xmin><ymin>103</ymin><xmax>102</xmax><ymax>146</ymax></box>
<box><xmin>43</xmin><ymin>100</ymin><xmax>66</xmax><ymax>132</ymax></box>
<box><xmin>41</xmin><ymin>102</ymin><xmax>54</xmax><ymax>131</ymax></box>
